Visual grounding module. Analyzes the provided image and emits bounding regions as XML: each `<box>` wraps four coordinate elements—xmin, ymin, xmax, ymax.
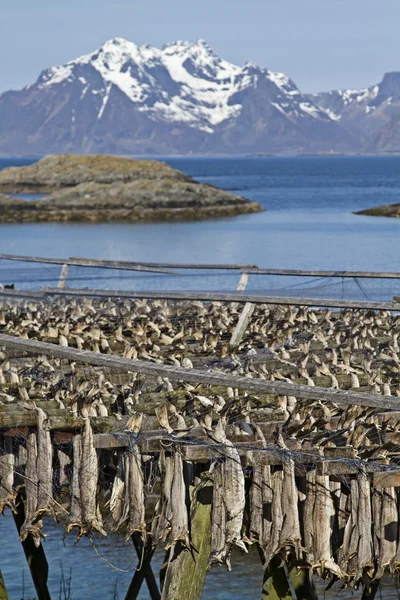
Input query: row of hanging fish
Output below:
<box><xmin>2</xmin><ymin>414</ymin><xmax>400</xmax><ymax>586</ymax></box>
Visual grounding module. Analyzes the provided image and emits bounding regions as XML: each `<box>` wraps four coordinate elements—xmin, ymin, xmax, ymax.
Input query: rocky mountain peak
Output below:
<box><xmin>0</xmin><ymin>38</ymin><xmax>358</xmax><ymax>155</ymax></box>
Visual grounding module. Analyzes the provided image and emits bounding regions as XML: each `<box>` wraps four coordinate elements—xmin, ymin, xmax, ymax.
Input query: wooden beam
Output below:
<box><xmin>161</xmin><ymin>474</ymin><xmax>212</xmax><ymax>600</ymax></box>
<box><xmin>57</xmin><ymin>264</ymin><xmax>70</xmax><ymax>289</ymax></box>
<box><xmin>244</xmin><ymin>267</ymin><xmax>400</xmax><ymax>280</ymax></box>
<box><xmin>373</xmin><ymin>471</ymin><xmax>400</xmax><ymax>488</ymax></box>
<box><xmin>0</xmin><ymin>253</ymin><xmax>256</xmax><ymax>272</ymax></box>
<box><xmin>125</xmin><ymin>533</ymin><xmax>160</xmax><ymax>600</ymax></box>
<box><xmin>316</xmin><ymin>461</ymin><xmax>396</xmax><ymax>477</ymax></box>
<box><xmin>230</xmin><ymin>301</ymin><xmax>255</xmax><ymax>347</ymax></box>
<box><xmin>0</xmin><ymin>571</ymin><xmax>9</xmax><ymax>600</ymax></box>
<box><xmin>12</xmin><ymin>493</ymin><xmax>51</xmax><ymax>600</ymax></box>
<box><xmin>69</xmin><ymin>257</ymin><xmax>257</xmax><ymax>271</ymax></box>
<box><xmin>237</xmin><ymin>272</ymin><xmax>250</xmax><ymax>291</ymax></box>
<box><xmin>40</xmin><ymin>287</ymin><xmax>400</xmax><ymax>311</ymax></box>
<box><xmin>1</xmin><ymin>333</ymin><xmax>400</xmax><ymax>411</ymax></box>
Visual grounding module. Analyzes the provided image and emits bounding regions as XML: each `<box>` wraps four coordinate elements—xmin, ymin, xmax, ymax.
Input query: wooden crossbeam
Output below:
<box><xmin>244</xmin><ymin>267</ymin><xmax>400</xmax><ymax>280</ymax></box>
<box><xmin>0</xmin><ymin>253</ymin><xmax>255</xmax><ymax>272</ymax></box>
<box><xmin>40</xmin><ymin>287</ymin><xmax>400</xmax><ymax>311</ymax></box>
<box><xmin>1</xmin><ymin>333</ymin><xmax>400</xmax><ymax>411</ymax></box>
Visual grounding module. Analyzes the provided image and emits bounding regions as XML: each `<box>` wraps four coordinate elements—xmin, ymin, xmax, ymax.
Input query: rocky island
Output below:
<box><xmin>0</xmin><ymin>154</ymin><xmax>263</xmax><ymax>223</ymax></box>
<box><xmin>356</xmin><ymin>203</ymin><xmax>400</xmax><ymax>218</ymax></box>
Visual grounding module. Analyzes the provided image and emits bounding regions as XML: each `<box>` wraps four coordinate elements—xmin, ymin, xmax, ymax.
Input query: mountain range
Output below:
<box><xmin>0</xmin><ymin>38</ymin><xmax>399</xmax><ymax>155</ymax></box>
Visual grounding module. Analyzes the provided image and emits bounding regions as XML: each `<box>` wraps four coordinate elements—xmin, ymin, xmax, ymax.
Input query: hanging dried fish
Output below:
<box><xmin>165</xmin><ymin>450</ymin><xmax>189</xmax><ymax>549</ymax></box>
<box><xmin>312</xmin><ymin>473</ymin><xmax>345</xmax><ymax>579</ymax></box>
<box><xmin>79</xmin><ymin>418</ymin><xmax>105</xmax><ymax>537</ymax></box>
<box><xmin>56</xmin><ymin>446</ymin><xmax>71</xmax><ymax>490</ymax></box>
<box><xmin>125</xmin><ymin>442</ymin><xmax>146</xmax><ymax>540</ymax></box>
<box><xmin>109</xmin><ymin>453</ymin><xmax>127</xmax><ymax>528</ymax></box>
<box><xmin>66</xmin><ymin>434</ymin><xmax>83</xmax><ymax>533</ymax></box>
<box><xmin>19</xmin><ymin>431</ymin><xmax>42</xmax><ymax>547</ymax></box>
<box><xmin>372</xmin><ymin>486</ymin><xmax>397</xmax><ymax>578</ymax></box>
<box><xmin>209</xmin><ymin>455</ymin><xmax>226</xmax><ymax>567</ymax></box>
<box><xmin>279</xmin><ymin>457</ymin><xmax>301</xmax><ymax>560</ymax></box>
<box><xmin>303</xmin><ymin>469</ymin><xmax>316</xmax><ymax>566</ymax></box>
<box><xmin>208</xmin><ymin>418</ymin><xmax>246</xmax><ymax>570</ymax></box>
<box><xmin>66</xmin><ymin>420</ymin><xmax>105</xmax><ymax>538</ymax></box>
<box><xmin>0</xmin><ymin>435</ymin><xmax>15</xmax><ymax>513</ymax></box>
<box><xmin>154</xmin><ymin>450</ymin><xmax>173</xmax><ymax>544</ymax></box>
<box><xmin>340</xmin><ymin>469</ymin><xmax>373</xmax><ymax>582</ymax></box>
<box><xmin>35</xmin><ymin>408</ymin><xmax>54</xmax><ymax>518</ymax></box>
<box><xmin>263</xmin><ymin>468</ymin><xmax>284</xmax><ymax>566</ymax></box>
<box><xmin>248</xmin><ymin>463</ymin><xmax>272</xmax><ymax>549</ymax></box>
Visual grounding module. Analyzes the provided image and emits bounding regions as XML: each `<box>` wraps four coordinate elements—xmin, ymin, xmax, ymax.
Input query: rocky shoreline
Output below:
<box><xmin>355</xmin><ymin>203</ymin><xmax>400</xmax><ymax>218</ymax></box>
<box><xmin>0</xmin><ymin>154</ymin><xmax>263</xmax><ymax>223</ymax></box>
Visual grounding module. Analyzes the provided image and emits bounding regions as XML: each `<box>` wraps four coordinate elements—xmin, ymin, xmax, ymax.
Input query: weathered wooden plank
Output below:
<box><xmin>1</xmin><ymin>333</ymin><xmax>400</xmax><ymax>411</ymax></box>
<box><xmin>41</xmin><ymin>287</ymin><xmax>400</xmax><ymax>311</ymax></box>
<box><xmin>0</xmin><ymin>570</ymin><xmax>9</xmax><ymax>600</ymax></box>
<box><xmin>245</xmin><ymin>267</ymin><xmax>400</xmax><ymax>280</ymax></box>
<box><xmin>237</xmin><ymin>272</ymin><xmax>250</xmax><ymax>291</ymax></box>
<box><xmin>373</xmin><ymin>471</ymin><xmax>400</xmax><ymax>488</ymax></box>
<box><xmin>0</xmin><ymin>253</ymin><xmax>176</xmax><ymax>275</ymax></box>
<box><xmin>69</xmin><ymin>257</ymin><xmax>257</xmax><ymax>271</ymax></box>
<box><xmin>0</xmin><ymin>253</ymin><xmax>255</xmax><ymax>271</ymax></box>
<box><xmin>230</xmin><ymin>301</ymin><xmax>255</xmax><ymax>346</ymax></box>
<box><xmin>57</xmin><ymin>264</ymin><xmax>70</xmax><ymax>289</ymax></box>
<box><xmin>12</xmin><ymin>493</ymin><xmax>51</xmax><ymax>600</ymax></box>
<box><xmin>0</xmin><ymin>289</ymin><xmax>44</xmax><ymax>299</ymax></box>
<box><xmin>160</xmin><ymin>473</ymin><xmax>212</xmax><ymax>600</ymax></box>
<box><xmin>125</xmin><ymin>533</ymin><xmax>161</xmax><ymax>600</ymax></box>
<box><xmin>316</xmin><ymin>461</ymin><xmax>393</xmax><ymax>476</ymax></box>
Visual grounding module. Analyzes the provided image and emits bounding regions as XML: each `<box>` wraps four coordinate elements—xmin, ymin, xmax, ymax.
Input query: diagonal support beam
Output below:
<box><xmin>12</xmin><ymin>494</ymin><xmax>51</xmax><ymax>600</ymax></box>
<box><xmin>124</xmin><ymin>533</ymin><xmax>160</xmax><ymax>600</ymax></box>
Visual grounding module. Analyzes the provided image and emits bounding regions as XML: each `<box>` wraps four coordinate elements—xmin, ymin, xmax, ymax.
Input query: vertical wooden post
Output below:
<box><xmin>124</xmin><ymin>533</ymin><xmax>161</xmax><ymax>600</ymax></box>
<box><xmin>12</xmin><ymin>494</ymin><xmax>51</xmax><ymax>600</ymax></box>
<box><xmin>230</xmin><ymin>271</ymin><xmax>254</xmax><ymax>347</ymax></box>
<box><xmin>0</xmin><ymin>570</ymin><xmax>9</xmax><ymax>600</ymax></box>
<box><xmin>161</xmin><ymin>473</ymin><xmax>212</xmax><ymax>600</ymax></box>
<box><xmin>230</xmin><ymin>302</ymin><xmax>256</xmax><ymax>347</ymax></box>
<box><xmin>361</xmin><ymin>580</ymin><xmax>380</xmax><ymax>599</ymax></box>
<box><xmin>260</xmin><ymin>553</ymin><xmax>318</xmax><ymax>600</ymax></box>
<box><xmin>58</xmin><ymin>264</ymin><xmax>70</xmax><ymax>289</ymax></box>
<box><xmin>237</xmin><ymin>272</ymin><xmax>250</xmax><ymax>291</ymax></box>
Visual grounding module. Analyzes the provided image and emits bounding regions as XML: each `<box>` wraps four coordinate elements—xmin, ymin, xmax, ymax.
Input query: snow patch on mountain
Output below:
<box><xmin>37</xmin><ymin>37</ymin><xmax>329</xmax><ymax>133</ymax></box>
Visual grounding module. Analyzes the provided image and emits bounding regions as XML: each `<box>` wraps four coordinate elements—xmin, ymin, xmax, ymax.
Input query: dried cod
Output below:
<box><xmin>0</xmin><ymin>435</ymin><xmax>15</xmax><ymax>513</ymax></box>
<box><xmin>305</xmin><ymin>471</ymin><xmax>344</xmax><ymax>578</ymax></box>
<box><xmin>66</xmin><ymin>420</ymin><xmax>105</xmax><ymax>538</ymax></box>
<box><xmin>372</xmin><ymin>485</ymin><xmax>397</xmax><ymax>578</ymax></box>
<box><xmin>340</xmin><ymin>469</ymin><xmax>374</xmax><ymax>581</ymax></box>
<box><xmin>208</xmin><ymin>419</ymin><xmax>246</xmax><ymax>570</ymax></box>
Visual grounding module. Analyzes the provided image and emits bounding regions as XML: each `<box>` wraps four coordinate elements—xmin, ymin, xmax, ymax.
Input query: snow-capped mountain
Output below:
<box><xmin>0</xmin><ymin>38</ymin><xmax>355</xmax><ymax>155</ymax></box>
<box><xmin>309</xmin><ymin>72</ymin><xmax>400</xmax><ymax>150</ymax></box>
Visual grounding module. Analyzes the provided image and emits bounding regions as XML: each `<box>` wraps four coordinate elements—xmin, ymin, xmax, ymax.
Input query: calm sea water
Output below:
<box><xmin>2</xmin><ymin>155</ymin><xmax>400</xmax><ymax>598</ymax></box>
<box><xmin>1</xmin><ymin>155</ymin><xmax>400</xmax><ymax>299</ymax></box>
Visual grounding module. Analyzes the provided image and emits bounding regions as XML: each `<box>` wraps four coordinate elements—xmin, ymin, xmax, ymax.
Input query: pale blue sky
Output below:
<box><xmin>1</xmin><ymin>0</ymin><xmax>400</xmax><ymax>94</ymax></box>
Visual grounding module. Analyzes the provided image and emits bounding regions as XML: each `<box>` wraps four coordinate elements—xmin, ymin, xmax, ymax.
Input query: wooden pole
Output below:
<box><xmin>124</xmin><ymin>534</ymin><xmax>160</xmax><ymax>600</ymax></box>
<box><xmin>361</xmin><ymin>580</ymin><xmax>380</xmax><ymax>599</ymax></box>
<box><xmin>160</xmin><ymin>473</ymin><xmax>212</xmax><ymax>600</ymax></box>
<box><xmin>260</xmin><ymin>553</ymin><xmax>318</xmax><ymax>600</ymax></box>
<box><xmin>261</xmin><ymin>555</ymin><xmax>292</xmax><ymax>600</ymax></box>
<box><xmin>230</xmin><ymin>301</ymin><xmax>255</xmax><ymax>347</ymax></box>
<box><xmin>12</xmin><ymin>494</ymin><xmax>51</xmax><ymax>600</ymax></box>
<box><xmin>0</xmin><ymin>571</ymin><xmax>9</xmax><ymax>600</ymax></box>
<box><xmin>57</xmin><ymin>264</ymin><xmax>70</xmax><ymax>289</ymax></box>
